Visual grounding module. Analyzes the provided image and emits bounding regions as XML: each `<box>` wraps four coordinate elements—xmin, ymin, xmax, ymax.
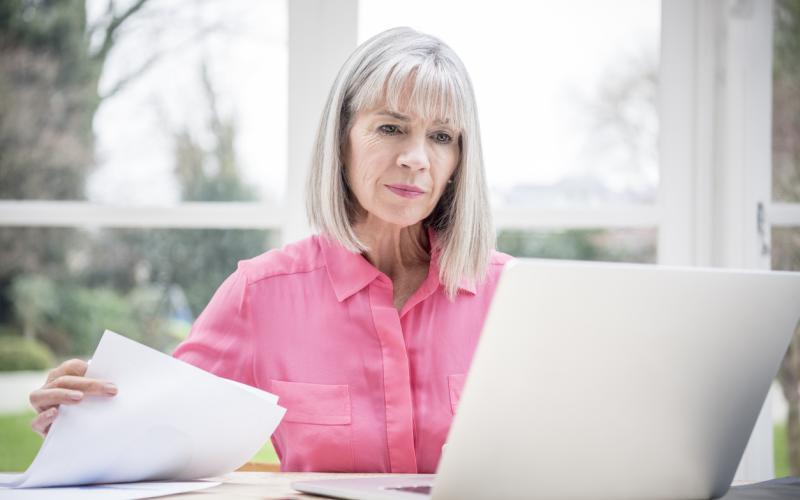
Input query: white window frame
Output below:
<box><xmin>1</xmin><ymin>0</ymin><xmax>798</xmax><ymax>481</ymax></box>
<box><xmin>660</xmin><ymin>0</ymin><xmax>800</xmax><ymax>482</ymax></box>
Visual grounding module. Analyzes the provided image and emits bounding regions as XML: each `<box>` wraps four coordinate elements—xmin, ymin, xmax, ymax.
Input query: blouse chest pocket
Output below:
<box><xmin>447</xmin><ymin>374</ymin><xmax>467</xmax><ymax>415</ymax></box>
<box><xmin>270</xmin><ymin>379</ymin><xmax>354</xmax><ymax>472</ymax></box>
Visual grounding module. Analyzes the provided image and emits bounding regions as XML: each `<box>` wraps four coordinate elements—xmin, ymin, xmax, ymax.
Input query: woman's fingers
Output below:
<box><xmin>30</xmin><ymin>407</ymin><xmax>58</xmax><ymax>437</ymax></box>
<box><xmin>29</xmin><ymin>387</ymin><xmax>86</xmax><ymax>412</ymax></box>
<box><xmin>45</xmin><ymin>375</ymin><xmax>117</xmax><ymax>396</ymax></box>
<box><xmin>45</xmin><ymin>359</ymin><xmax>88</xmax><ymax>384</ymax></box>
<box><xmin>29</xmin><ymin>378</ymin><xmax>117</xmax><ymax>412</ymax></box>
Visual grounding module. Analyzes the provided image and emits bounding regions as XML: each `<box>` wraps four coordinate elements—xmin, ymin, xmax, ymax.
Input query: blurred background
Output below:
<box><xmin>0</xmin><ymin>0</ymin><xmax>797</xmax><ymax>482</ymax></box>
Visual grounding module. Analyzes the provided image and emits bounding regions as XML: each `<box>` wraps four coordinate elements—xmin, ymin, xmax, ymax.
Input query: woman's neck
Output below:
<box><xmin>353</xmin><ymin>218</ymin><xmax>430</xmax><ymax>282</ymax></box>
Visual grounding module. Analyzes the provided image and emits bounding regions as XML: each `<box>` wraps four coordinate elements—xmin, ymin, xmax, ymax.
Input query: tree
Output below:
<box><xmin>0</xmin><ymin>0</ymin><xmax>152</xmax><ymax>325</ymax></box>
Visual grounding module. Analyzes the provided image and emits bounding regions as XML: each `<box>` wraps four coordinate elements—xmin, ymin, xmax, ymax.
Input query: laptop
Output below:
<box><xmin>292</xmin><ymin>259</ymin><xmax>800</xmax><ymax>500</ymax></box>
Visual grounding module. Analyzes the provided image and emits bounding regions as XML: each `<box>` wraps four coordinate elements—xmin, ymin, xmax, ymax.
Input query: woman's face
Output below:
<box><xmin>344</xmin><ymin>107</ymin><xmax>460</xmax><ymax>228</ymax></box>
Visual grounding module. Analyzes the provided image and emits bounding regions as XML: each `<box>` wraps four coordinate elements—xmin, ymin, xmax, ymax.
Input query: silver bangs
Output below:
<box><xmin>345</xmin><ymin>45</ymin><xmax>468</xmax><ymax>135</ymax></box>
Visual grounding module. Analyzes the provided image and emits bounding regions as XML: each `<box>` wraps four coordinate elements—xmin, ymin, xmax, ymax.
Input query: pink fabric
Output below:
<box><xmin>173</xmin><ymin>230</ymin><xmax>512</xmax><ymax>473</ymax></box>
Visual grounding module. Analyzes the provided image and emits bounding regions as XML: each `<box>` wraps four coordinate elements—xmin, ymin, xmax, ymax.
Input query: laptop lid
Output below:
<box><xmin>432</xmin><ymin>259</ymin><xmax>800</xmax><ymax>500</ymax></box>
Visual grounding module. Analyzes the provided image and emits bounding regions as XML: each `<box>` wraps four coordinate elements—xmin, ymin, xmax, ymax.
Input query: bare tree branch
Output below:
<box><xmin>91</xmin><ymin>0</ymin><xmax>151</xmax><ymax>64</ymax></box>
<box><xmin>98</xmin><ymin>52</ymin><xmax>162</xmax><ymax>101</ymax></box>
<box><xmin>98</xmin><ymin>19</ymin><xmax>230</xmax><ymax>101</ymax></box>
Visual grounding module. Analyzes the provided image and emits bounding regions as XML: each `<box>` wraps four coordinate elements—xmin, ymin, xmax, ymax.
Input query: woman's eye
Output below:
<box><xmin>378</xmin><ymin>124</ymin><xmax>399</xmax><ymax>135</ymax></box>
<box><xmin>433</xmin><ymin>132</ymin><xmax>453</xmax><ymax>144</ymax></box>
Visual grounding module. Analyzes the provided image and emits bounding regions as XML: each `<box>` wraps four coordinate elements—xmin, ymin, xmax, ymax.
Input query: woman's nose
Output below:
<box><xmin>397</xmin><ymin>136</ymin><xmax>430</xmax><ymax>171</ymax></box>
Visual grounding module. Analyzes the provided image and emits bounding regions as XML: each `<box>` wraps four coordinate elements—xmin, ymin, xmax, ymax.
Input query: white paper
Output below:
<box><xmin>0</xmin><ymin>481</ymin><xmax>220</xmax><ymax>500</ymax></box>
<box><xmin>1</xmin><ymin>330</ymin><xmax>285</xmax><ymax>489</ymax></box>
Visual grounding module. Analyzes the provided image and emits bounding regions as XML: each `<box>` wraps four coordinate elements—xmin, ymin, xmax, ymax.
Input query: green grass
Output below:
<box><xmin>0</xmin><ymin>411</ymin><xmax>42</xmax><ymax>472</ymax></box>
<box><xmin>251</xmin><ymin>440</ymin><xmax>279</xmax><ymax>463</ymax></box>
<box><xmin>0</xmin><ymin>410</ymin><xmax>279</xmax><ymax>472</ymax></box>
<box><xmin>774</xmin><ymin>421</ymin><xmax>790</xmax><ymax>478</ymax></box>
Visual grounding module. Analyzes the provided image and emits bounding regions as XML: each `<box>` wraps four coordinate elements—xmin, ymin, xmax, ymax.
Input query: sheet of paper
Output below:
<box><xmin>0</xmin><ymin>481</ymin><xmax>220</xmax><ymax>500</ymax></box>
<box><xmin>1</xmin><ymin>330</ymin><xmax>285</xmax><ymax>488</ymax></box>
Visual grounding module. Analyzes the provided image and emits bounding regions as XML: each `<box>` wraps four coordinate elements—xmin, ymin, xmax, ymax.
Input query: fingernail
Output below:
<box><xmin>48</xmin><ymin>407</ymin><xmax>58</xmax><ymax>417</ymax></box>
<box><xmin>104</xmin><ymin>383</ymin><xmax>117</xmax><ymax>395</ymax></box>
<box><xmin>68</xmin><ymin>391</ymin><xmax>83</xmax><ymax>401</ymax></box>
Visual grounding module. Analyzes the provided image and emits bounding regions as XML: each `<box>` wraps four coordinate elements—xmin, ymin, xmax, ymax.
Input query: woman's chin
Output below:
<box><xmin>371</xmin><ymin>210</ymin><xmax>426</xmax><ymax>228</ymax></box>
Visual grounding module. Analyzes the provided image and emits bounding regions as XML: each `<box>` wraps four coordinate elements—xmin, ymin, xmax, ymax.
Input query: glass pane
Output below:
<box><xmin>0</xmin><ymin>0</ymin><xmax>287</xmax><ymax>205</ymax></box>
<box><xmin>773</xmin><ymin>0</ymin><xmax>800</xmax><ymax>203</ymax></box>
<box><xmin>497</xmin><ymin>228</ymin><xmax>657</xmax><ymax>263</ymax></box>
<box><xmin>359</xmin><ymin>0</ymin><xmax>660</xmax><ymax>207</ymax></box>
<box><xmin>772</xmin><ymin>227</ymin><xmax>800</xmax><ymax>271</ymax></box>
<box><xmin>0</xmin><ymin>227</ymin><xmax>277</xmax><ymax>360</ymax></box>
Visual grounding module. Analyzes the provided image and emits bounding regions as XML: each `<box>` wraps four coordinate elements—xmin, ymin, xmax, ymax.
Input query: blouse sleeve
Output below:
<box><xmin>172</xmin><ymin>266</ymin><xmax>255</xmax><ymax>386</ymax></box>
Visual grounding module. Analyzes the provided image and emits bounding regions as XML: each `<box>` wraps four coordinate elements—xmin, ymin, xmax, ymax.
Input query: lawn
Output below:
<box><xmin>774</xmin><ymin>421</ymin><xmax>790</xmax><ymax>478</ymax></box>
<box><xmin>0</xmin><ymin>411</ymin><xmax>792</xmax><ymax>476</ymax></box>
<box><xmin>0</xmin><ymin>411</ymin><xmax>278</xmax><ymax>472</ymax></box>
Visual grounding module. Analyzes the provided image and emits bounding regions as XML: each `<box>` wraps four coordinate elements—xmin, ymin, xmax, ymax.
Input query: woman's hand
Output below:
<box><xmin>29</xmin><ymin>359</ymin><xmax>118</xmax><ymax>437</ymax></box>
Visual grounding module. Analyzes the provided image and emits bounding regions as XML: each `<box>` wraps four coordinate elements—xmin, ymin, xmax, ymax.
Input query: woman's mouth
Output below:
<box><xmin>386</xmin><ymin>184</ymin><xmax>425</xmax><ymax>199</ymax></box>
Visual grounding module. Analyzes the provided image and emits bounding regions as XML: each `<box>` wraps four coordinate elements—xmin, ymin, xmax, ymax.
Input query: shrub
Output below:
<box><xmin>0</xmin><ymin>335</ymin><xmax>55</xmax><ymax>371</ymax></box>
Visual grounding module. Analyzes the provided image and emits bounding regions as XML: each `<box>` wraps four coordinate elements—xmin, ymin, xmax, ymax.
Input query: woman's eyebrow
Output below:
<box><xmin>375</xmin><ymin>110</ymin><xmax>452</xmax><ymax>127</ymax></box>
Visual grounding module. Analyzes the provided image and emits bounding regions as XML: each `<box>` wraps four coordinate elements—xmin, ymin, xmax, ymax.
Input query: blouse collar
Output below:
<box><xmin>319</xmin><ymin>227</ymin><xmax>476</xmax><ymax>303</ymax></box>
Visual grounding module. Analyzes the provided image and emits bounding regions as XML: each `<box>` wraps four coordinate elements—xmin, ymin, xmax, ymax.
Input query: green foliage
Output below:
<box><xmin>0</xmin><ymin>334</ymin><xmax>55</xmax><ymax>371</ymax></box>
<box><xmin>6</xmin><ymin>273</ymin><xmax>181</xmax><ymax>357</ymax></box>
<box><xmin>0</xmin><ymin>0</ymin><xmax>89</xmax><ymax>62</ymax></box>
<box><xmin>136</xmin><ymin>229</ymin><xmax>270</xmax><ymax>317</ymax></box>
<box><xmin>82</xmin><ymin>228</ymin><xmax>271</xmax><ymax>318</ymax></box>
<box><xmin>57</xmin><ymin>285</ymin><xmax>147</xmax><ymax>355</ymax></box>
<box><xmin>10</xmin><ymin>274</ymin><xmax>58</xmax><ymax>340</ymax></box>
<box><xmin>497</xmin><ymin>229</ymin><xmax>656</xmax><ymax>263</ymax></box>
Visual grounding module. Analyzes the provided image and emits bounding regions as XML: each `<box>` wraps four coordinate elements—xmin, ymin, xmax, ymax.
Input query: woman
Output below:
<box><xmin>28</xmin><ymin>27</ymin><xmax>512</xmax><ymax>473</ymax></box>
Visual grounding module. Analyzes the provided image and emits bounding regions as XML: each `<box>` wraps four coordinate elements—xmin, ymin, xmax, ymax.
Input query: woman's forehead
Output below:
<box><xmin>363</xmin><ymin>106</ymin><xmax>455</xmax><ymax>127</ymax></box>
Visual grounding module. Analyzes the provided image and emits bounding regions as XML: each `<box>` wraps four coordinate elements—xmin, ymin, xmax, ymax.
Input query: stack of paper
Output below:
<box><xmin>0</xmin><ymin>330</ymin><xmax>285</xmax><ymax>493</ymax></box>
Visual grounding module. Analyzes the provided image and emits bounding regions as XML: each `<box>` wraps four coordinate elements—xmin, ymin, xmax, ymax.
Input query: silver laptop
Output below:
<box><xmin>292</xmin><ymin>259</ymin><xmax>800</xmax><ymax>500</ymax></box>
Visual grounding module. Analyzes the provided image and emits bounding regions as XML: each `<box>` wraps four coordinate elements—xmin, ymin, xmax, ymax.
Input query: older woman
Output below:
<box><xmin>28</xmin><ymin>27</ymin><xmax>511</xmax><ymax>474</ymax></box>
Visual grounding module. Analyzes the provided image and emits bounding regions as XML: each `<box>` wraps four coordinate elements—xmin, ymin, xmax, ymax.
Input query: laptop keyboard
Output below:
<box><xmin>384</xmin><ymin>485</ymin><xmax>432</xmax><ymax>495</ymax></box>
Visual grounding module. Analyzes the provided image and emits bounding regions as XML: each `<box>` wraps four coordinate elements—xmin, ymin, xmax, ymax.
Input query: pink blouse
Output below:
<box><xmin>173</xmin><ymin>231</ymin><xmax>512</xmax><ymax>473</ymax></box>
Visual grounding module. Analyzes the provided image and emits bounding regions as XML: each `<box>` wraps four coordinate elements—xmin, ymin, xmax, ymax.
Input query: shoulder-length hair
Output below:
<box><xmin>306</xmin><ymin>27</ymin><xmax>494</xmax><ymax>299</ymax></box>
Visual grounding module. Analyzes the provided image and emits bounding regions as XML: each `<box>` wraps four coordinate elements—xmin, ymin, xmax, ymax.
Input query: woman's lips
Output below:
<box><xmin>386</xmin><ymin>184</ymin><xmax>425</xmax><ymax>199</ymax></box>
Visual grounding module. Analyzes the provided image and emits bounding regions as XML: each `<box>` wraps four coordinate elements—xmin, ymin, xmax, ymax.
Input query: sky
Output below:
<box><xmin>86</xmin><ymin>0</ymin><xmax>659</xmax><ymax>206</ymax></box>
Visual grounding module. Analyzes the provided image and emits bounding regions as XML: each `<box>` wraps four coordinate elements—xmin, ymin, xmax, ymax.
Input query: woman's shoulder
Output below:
<box><xmin>489</xmin><ymin>249</ymin><xmax>514</xmax><ymax>267</ymax></box>
<box><xmin>486</xmin><ymin>250</ymin><xmax>514</xmax><ymax>278</ymax></box>
<box><xmin>467</xmin><ymin>250</ymin><xmax>514</xmax><ymax>293</ymax></box>
<box><xmin>235</xmin><ymin>234</ymin><xmax>326</xmax><ymax>285</ymax></box>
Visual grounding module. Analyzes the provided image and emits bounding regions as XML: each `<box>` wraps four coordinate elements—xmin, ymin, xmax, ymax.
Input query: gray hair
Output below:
<box><xmin>306</xmin><ymin>27</ymin><xmax>494</xmax><ymax>299</ymax></box>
